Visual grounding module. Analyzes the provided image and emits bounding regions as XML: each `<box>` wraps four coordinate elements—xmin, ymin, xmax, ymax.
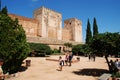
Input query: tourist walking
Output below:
<box><xmin>68</xmin><ymin>51</ymin><xmax>73</xmax><ymax>66</ymax></box>
<box><xmin>65</xmin><ymin>52</ymin><xmax>69</xmax><ymax>66</ymax></box>
<box><xmin>57</xmin><ymin>56</ymin><xmax>64</xmax><ymax>71</ymax></box>
<box><xmin>93</xmin><ymin>54</ymin><xmax>96</xmax><ymax>62</ymax></box>
<box><xmin>88</xmin><ymin>54</ymin><xmax>91</xmax><ymax>61</ymax></box>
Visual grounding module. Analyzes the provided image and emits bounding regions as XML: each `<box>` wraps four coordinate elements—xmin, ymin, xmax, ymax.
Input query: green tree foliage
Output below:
<box><xmin>64</xmin><ymin>42</ymin><xmax>72</xmax><ymax>48</ymax></box>
<box><xmin>90</xmin><ymin>32</ymin><xmax>120</xmax><ymax>72</ymax></box>
<box><xmin>72</xmin><ymin>44</ymin><xmax>91</xmax><ymax>56</ymax></box>
<box><xmin>52</xmin><ymin>49</ymin><xmax>60</xmax><ymax>54</ymax></box>
<box><xmin>0</xmin><ymin>7</ymin><xmax>30</xmax><ymax>74</ymax></box>
<box><xmin>64</xmin><ymin>42</ymin><xmax>72</xmax><ymax>51</ymax></box>
<box><xmin>86</xmin><ymin>19</ymin><xmax>92</xmax><ymax>44</ymax></box>
<box><xmin>29</xmin><ymin>43</ymin><xmax>52</xmax><ymax>55</ymax></box>
<box><xmin>72</xmin><ymin>44</ymin><xmax>83</xmax><ymax>55</ymax></box>
<box><xmin>93</xmin><ymin>17</ymin><xmax>99</xmax><ymax>36</ymax></box>
<box><xmin>1</xmin><ymin>6</ymin><xmax>7</xmax><ymax>15</ymax></box>
<box><xmin>90</xmin><ymin>32</ymin><xmax>120</xmax><ymax>56</ymax></box>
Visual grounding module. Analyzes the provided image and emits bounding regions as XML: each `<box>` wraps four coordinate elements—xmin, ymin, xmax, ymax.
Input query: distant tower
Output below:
<box><xmin>34</xmin><ymin>6</ymin><xmax>62</xmax><ymax>40</ymax></box>
<box><xmin>63</xmin><ymin>18</ymin><xmax>82</xmax><ymax>42</ymax></box>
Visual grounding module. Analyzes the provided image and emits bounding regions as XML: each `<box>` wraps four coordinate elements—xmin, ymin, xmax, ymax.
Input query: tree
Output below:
<box><xmin>93</xmin><ymin>17</ymin><xmax>99</xmax><ymax>36</ymax></box>
<box><xmin>64</xmin><ymin>43</ymin><xmax>72</xmax><ymax>52</ymax></box>
<box><xmin>90</xmin><ymin>32</ymin><xmax>120</xmax><ymax>73</ymax></box>
<box><xmin>72</xmin><ymin>44</ymin><xmax>90</xmax><ymax>56</ymax></box>
<box><xmin>29</xmin><ymin>43</ymin><xmax>52</xmax><ymax>56</ymax></box>
<box><xmin>0</xmin><ymin>7</ymin><xmax>30</xmax><ymax>74</ymax></box>
<box><xmin>86</xmin><ymin>19</ymin><xmax>92</xmax><ymax>44</ymax></box>
<box><xmin>72</xmin><ymin>44</ymin><xmax>83</xmax><ymax>55</ymax></box>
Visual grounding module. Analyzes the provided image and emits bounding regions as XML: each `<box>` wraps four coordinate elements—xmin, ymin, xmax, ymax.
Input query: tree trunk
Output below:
<box><xmin>105</xmin><ymin>55</ymin><xmax>111</xmax><ymax>72</ymax></box>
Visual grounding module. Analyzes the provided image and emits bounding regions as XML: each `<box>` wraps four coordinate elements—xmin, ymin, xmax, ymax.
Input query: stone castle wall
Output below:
<box><xmin>26</xmin><ymin>36</ymin><xmax>83</xmax><ymax>50</ymax></box>
<box><xmin>62</xmin><ymin>29</ymin><xmax>71</xmax><ymax>41</ymax></box>
<box><xmin>34</xmin><ymin>7</ymin><xmax>62</xmax><ymax>40</ymax></box>
<box><xmin>8</xmin><ymin>6</ymin><xmax>83</xmax><ymax>50</ymax></box>
<box><xmin>9</xmin><ymin>14</ymin><xmax>40</xmax><ymax>37</ymax></box>
<box><xmin>63</xmin><ymin>18</ymin><xmax>82</xmax><ymax>42</ymax></box>
<box><xmin>74</xmin><ymin>18</ymin><xmax>82</xmax><ymax>42</ymax></box>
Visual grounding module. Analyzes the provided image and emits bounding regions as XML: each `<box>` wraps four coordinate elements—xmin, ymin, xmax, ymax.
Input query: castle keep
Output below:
<box><xmin>9</xmin><ymin>6</ymin><xmax>83</xmax><ymax>50</ymax></box>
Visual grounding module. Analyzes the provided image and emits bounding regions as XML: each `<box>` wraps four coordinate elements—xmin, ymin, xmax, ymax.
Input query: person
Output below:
<box><xmin>110</xmin><ymin>60</ymin><xmax>118</xmax><ymax>73</ymax></box>
<box><xmin>0</xmin><ymin>59</ymin><xmax>5</xmax><ymax>80</ymax></box>
<box><xmin>68</xmin><ymin>51</ymin><xmax>73</xmax><ymax>66</ymax></box>
<box><xmin>57</xmin><ymin>56</ymin><xmax>64</xmax><ymax>71</ymax></box>
<box><xmin>93</xmin><ymin>54</ymin><xmax>96</xmax><ymax>62</ymax></box>
<box><xmin>115</xmin><ymin>59</ymin><xmax>119</xmax><ymax>68</ymax></box>
<box><xmin>88</xmin><ymin>54</ymin><xmax>91</xmax><ymax>61</ymax></box>
<box><xmin>64</xmin><ymin>52</ymin><xmax>69</xmax><ymax>66</ymax></box>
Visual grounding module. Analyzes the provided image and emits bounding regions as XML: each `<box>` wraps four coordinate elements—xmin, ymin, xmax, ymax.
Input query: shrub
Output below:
<box><xmin>52</xmin><ymin>49</ymin><xmax>60</xmax><ymax>53</ymax></box>
<box><xmin>29</xmin><ymin>43</ymin><xmax>52</xmax><ymax>56</ymax></box>
<box><xmin>112</xmin><ymin>72</ymin><xmax>120</xmax><ymax>78</ymax></box>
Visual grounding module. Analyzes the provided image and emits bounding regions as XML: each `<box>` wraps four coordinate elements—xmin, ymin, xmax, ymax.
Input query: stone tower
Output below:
<box><xmin>63</xmin><ymin>18</ymin><xmax>82</xmax><ymax>42</ymax></box>
<box><xmin>34</xmin><ymin>6</ymin><xmax>62</xmax><ymax>40</ymax></box>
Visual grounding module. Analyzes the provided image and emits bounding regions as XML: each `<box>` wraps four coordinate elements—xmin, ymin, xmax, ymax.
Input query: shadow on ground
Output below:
<box><xmin>72</xmin><ymin>68</ymin><xmax>109</xmax><ymax>77</ymax></box>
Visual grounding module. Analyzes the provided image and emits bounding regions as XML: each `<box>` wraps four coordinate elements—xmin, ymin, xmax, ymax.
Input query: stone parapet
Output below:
<box><xmin>9</xmin><ymin>14</ymin><xmax>38</xmax><ymax>23</ymax></box>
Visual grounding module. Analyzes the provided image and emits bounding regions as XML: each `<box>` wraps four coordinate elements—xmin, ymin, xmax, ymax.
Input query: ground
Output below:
<box><xmin>6</xmin><ymin>55</ymin><xmax>118</xmax><ymax>80</ymax></box>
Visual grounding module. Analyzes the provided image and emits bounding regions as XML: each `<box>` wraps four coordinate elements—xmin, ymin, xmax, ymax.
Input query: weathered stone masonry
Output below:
<box><xmin>9</xmin><ymin>6</ymin><xmax>83</xmax><ymax>50</ymax></box>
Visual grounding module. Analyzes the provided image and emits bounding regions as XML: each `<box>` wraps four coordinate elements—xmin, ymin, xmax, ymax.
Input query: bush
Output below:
<box><xmin>52</xmin><ymin>49</ymin><xmax>60</xmax><ymax>53</ymax></box>
<box><xmin>29</xmin><ymin>43</ymin><xmax>52</xmax><ymax>56</ymax></box>
<box><xmin>112</xmin><ymin>72</ymin><xmax>120</xmax><ymax>78</ymax></box>
<box><xmin>72</xmin><ymin>44</ymin><xmax>89</xmax><ymax>56</ymax></box>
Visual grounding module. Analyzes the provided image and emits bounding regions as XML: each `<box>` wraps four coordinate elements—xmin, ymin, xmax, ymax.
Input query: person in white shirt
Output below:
<box><xmin>0</xmin><ymin>59</ymin><xmax>5</xmax><ymax>80</ymax></box>
<box><xmin>115</xmin><ymin>59</ymin><xmax>119</xmax><ymax>68</ymax></box>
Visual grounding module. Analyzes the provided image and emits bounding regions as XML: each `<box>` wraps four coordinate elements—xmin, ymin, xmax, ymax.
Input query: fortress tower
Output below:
<box><xmin>34</xmin><ymin>7</ymin><xmax>62</xmax><ymax>40</ymax></box>
<box><xmin>9</xmin><ymin>6</ymin><xmax>83</xmax><ymax>50</ymax></box>
<box><xmin>63</xmin><ymin>18</ymin><xmax>82</xmax><ymax>42</ymax></box>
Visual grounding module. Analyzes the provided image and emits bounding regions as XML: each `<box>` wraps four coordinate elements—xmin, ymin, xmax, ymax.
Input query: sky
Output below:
<box><xmin>1</xmin><ymin>0</ymin><xmax>120</xmax><ymax>42</ymax></box>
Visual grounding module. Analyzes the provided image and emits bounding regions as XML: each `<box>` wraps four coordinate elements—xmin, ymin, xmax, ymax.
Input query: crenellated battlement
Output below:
<box><xmin>34</xmin><ymin>6</ymin><xmax>61</xmax><ymax>16</ymax></box>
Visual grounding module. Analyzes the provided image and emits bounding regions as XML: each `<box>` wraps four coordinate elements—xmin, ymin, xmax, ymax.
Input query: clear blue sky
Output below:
<box><xmin>2</xmin><ymin>0</ymin><xmax>120</xmax><ymax>42</ymax></box>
